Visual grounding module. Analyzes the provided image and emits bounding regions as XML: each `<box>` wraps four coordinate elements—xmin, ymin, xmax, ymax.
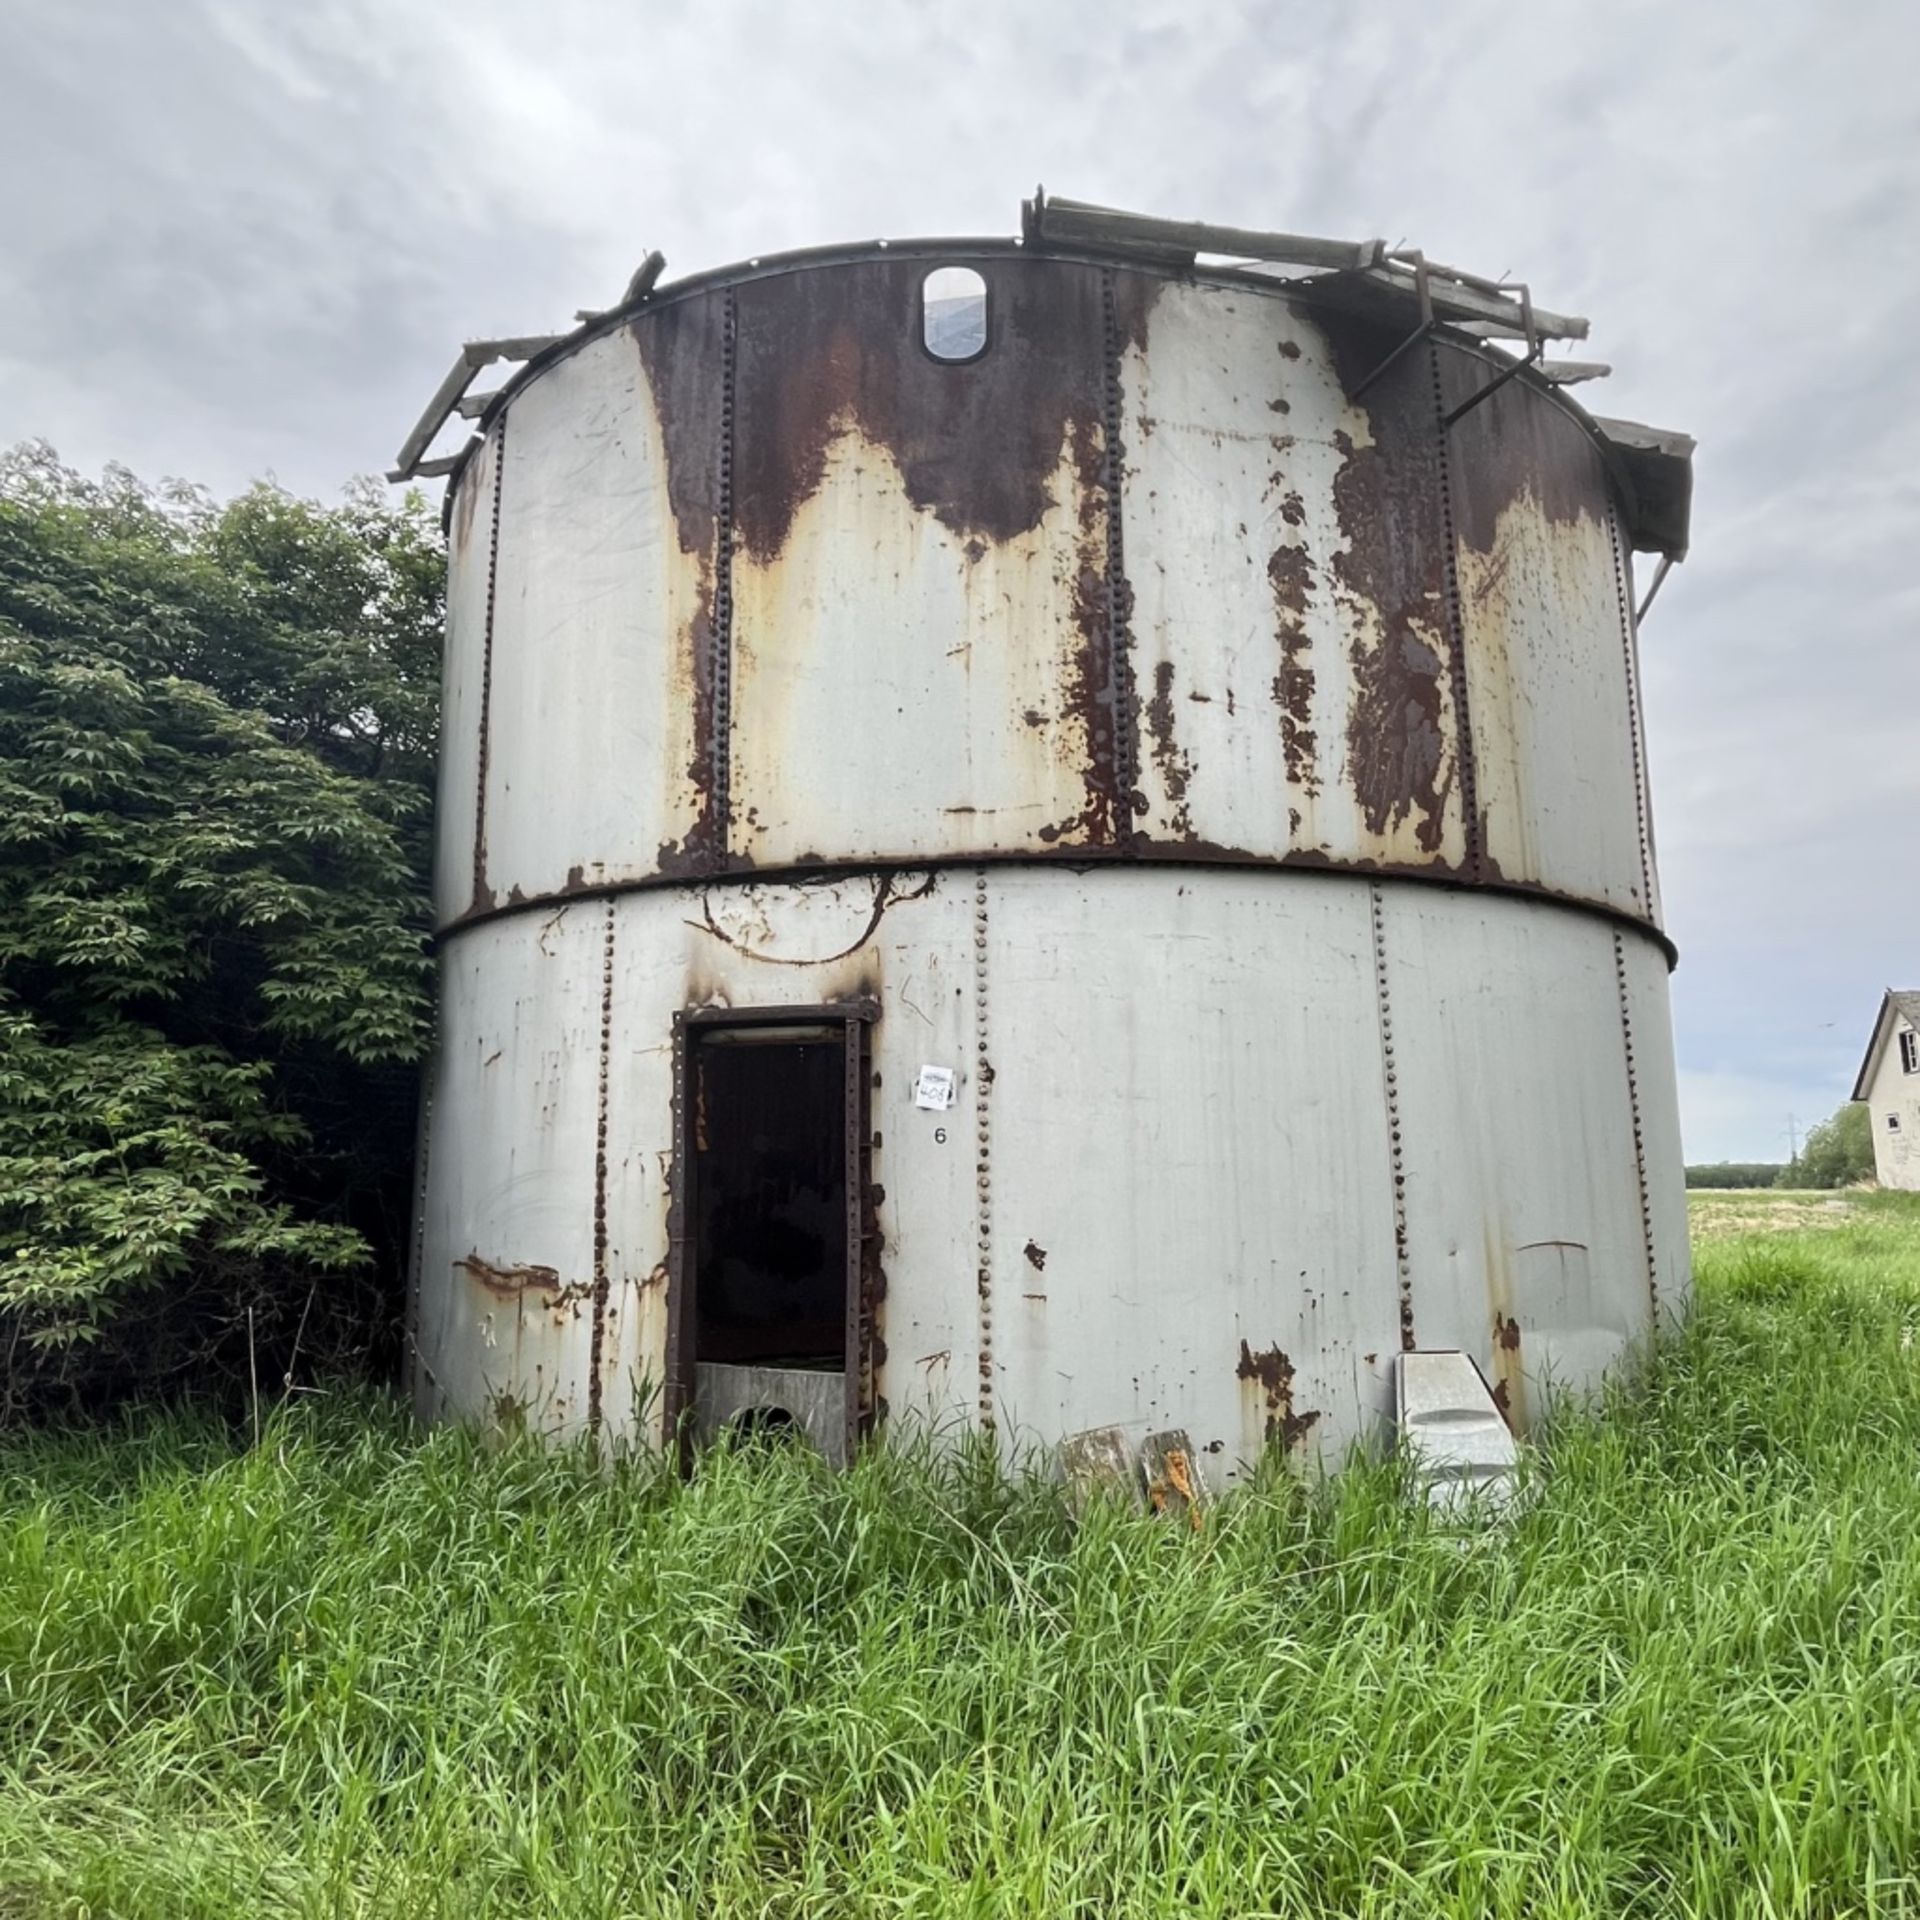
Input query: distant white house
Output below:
<box><xmin>1852</xmin><ymin>990</ymin><xmax>1920</xmax><ymax>1190</ymax></box>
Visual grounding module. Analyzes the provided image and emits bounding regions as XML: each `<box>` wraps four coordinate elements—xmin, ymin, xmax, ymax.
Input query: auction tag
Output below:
<box><xmin>913</xmin><ymin>1064</ymin><xmax>957</xmax><ymax>1111</ymax></box>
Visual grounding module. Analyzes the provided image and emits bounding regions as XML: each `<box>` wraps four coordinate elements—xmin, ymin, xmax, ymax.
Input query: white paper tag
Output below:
<box><xmin>913</xmin><ymin>1064</ymin><xmax>957</xmax><ymax>1111</ymax></box>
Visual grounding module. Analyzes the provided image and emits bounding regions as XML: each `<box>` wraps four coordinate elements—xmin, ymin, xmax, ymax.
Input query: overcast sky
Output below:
<box><xmin>4</xmin><ymin>0</ymin><xmax>1915</xmax><ymax>1162</ymax></box>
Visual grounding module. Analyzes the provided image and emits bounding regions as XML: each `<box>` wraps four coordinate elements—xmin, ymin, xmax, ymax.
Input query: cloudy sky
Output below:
<box><xmin>4</xmin><ymin>0</ymin><xmax>1915</xmax><ymax>1161</ymax></box>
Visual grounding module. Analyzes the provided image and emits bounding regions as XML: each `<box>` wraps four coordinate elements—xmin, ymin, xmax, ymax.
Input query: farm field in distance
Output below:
<box><xmin>1</xmin><ymin>1192</ymin><xmax>1917</xmax><ymax>1918</ymax></box>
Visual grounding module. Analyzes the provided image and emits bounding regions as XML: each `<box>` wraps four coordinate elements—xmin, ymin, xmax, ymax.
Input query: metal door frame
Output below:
<box><xmin>665</xmin><ymin>1001</ymin><xmax>879</xmax><ymax>1466</ymax></box>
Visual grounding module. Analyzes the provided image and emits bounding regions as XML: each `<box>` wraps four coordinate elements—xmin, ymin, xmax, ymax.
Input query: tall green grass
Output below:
<box><xmin>2</xmin><ymin>1196</ymin><xmax>1918</xmax><ymax>1918</ymax></box>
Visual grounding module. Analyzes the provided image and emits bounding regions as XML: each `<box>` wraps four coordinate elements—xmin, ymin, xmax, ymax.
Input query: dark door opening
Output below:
<box><xmin>668</xmin><ymin>1008</ymin><xmax>874</xmax><ymax>1466</ymax></box>
<box><xmin>692</xmin><ymin>1026</ymin><xmax>846</xmax><ymax>1368</ymax></box>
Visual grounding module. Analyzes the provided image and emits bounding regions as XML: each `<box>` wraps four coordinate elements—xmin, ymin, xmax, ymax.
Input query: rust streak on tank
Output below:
<box><xmin>1311</xmin><ymin>315</ymin><xmax>1461</xmax><ymax>858</ymax></box>
<box><xmin>1267</xmin><ymin>542</ymin><xmax>1319</xmax><ymax>795</ymax></box>
<box><xmin>1144</xmin><ymin>659</ymin><xmax>1194</xmax><ymax>840</ymax></box>
<box><xmin>632</xmin><ymin>291</ymin><xmax>731</xmax><ymax>875</ymax></box>
<box><xmin>456</xmin><ymin>1254</ymin><xmax>568</xmax><ymax>1297</ymax></box>
<box><xmin>726</xmin><ymin>257</ymin><xmax>1110</xmax><ymax>562</ymax></box>
<box><xmin>1235</xmin><ymin>1339</ymin><xmax>1322</xmax><ymax>1450</ymax></box>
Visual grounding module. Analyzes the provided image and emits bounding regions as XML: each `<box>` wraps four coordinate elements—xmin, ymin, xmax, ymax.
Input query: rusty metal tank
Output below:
<box><xmin>401</xmin><ymin>198</ymin><xmax>1695</xmax><ymax>1488</ymax></box>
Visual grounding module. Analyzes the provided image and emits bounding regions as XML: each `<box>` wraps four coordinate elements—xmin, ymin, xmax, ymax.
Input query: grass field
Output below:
<box><xmin>2</xmin><ymin>1193</ymin><xmax>1918</xmax><ymax>1918</ymax></box>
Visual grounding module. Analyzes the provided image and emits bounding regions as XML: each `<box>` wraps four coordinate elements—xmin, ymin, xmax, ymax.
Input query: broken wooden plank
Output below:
<box><xmin>1531</xmin><ymin>360</ymin><xmax>1611</xmax><ymax>385</ymax></box>
<box><xmin>1142</xmin><ymin>1429</ymin><xmax>1207</xmax><ymax>1529</ymax></box>
<box><xmin>1057</xmin><ymin>1425</ymin><xmax>1143</xmax><ymax>1515</ymax></box>
<box><xmin>389</xmin><ymin>334</ymin><xmax>569</xmax><ymax>481</ymax></box>
<box><xmin>1028</xmin><ymin>192</ymin><xmax>1384</xmax><ymax>273</ymax></box>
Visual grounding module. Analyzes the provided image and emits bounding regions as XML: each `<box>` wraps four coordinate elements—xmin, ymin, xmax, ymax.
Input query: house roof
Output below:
<box><xmin>1851</xmin><ymin>990</ymin><xmax>1920</xmax><ymax>1101</ymax></box>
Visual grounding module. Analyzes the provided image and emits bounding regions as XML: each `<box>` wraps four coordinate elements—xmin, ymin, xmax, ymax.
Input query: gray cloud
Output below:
<box><xmin>4</xmin><ymin>0</ymin><xmax>1915</xmax><ymax>1158</ymax></box>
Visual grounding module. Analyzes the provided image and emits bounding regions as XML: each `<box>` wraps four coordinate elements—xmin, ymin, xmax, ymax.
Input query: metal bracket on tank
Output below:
<box><xmin>1434</xmin><ymin>271</ymin><xmax>1543</xmax><ymax>429</ymax></box>
<box><xmin>1347</xmin><ymin>254</ymin><xmax>1437</xmax><ymax>402</ymax></box>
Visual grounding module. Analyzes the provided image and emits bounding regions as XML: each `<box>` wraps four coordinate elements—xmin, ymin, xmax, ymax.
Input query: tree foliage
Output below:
<box><xmin>1685</xmin><ymin>1163</ymin><xmax>1787</xmax><ymax>1190</ymax></box>
<box><xmin>1780</xmin><ymin>1102</ymin><xmax>1875</xmax><ymax>1190</ymax></box>
<box><xmin>0</xmin><ymin>445</ymin><xmax>440</xmax><ymax>1413</ymax></box>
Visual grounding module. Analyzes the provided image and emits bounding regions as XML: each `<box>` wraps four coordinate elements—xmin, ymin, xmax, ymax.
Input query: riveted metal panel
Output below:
<box><xmin>416</xmin><ymin>868</ymin><xmax>1687</xmax><ymax>1468</ymax></box>
<box><xmin>1437</xmin><ymin>349</ymin><xmax>1650</xmax><ymax>921</ymax></box>
<box><xmin>726</xmin><ymin>258</ymin><xmax>1117</xmax><ymax>865</ymax></box>
<box><xmin>468</xmin><ymin>309</ymin><xmax>724</xmax><ymax>917</ymax></box>
<box><xmin>1122</xmin><ymin>288</ymin><xmax>1467</xmax><ymax>875</ymax></box>
<box><xmin>413</xmin><ymin>908</ymin><xmax>605</xmax><ymax>1438</ymax></box>
<box><xmin>978</xmin><ymin>868</ymin><xmax>1401</xmax><ymax>1485</ymax></box>
<box><xmin>434</xmin><ymin>427</ymin><xmax>498</xmax><ymax>927</ymax></box>
<box><xmin>1377</xmin><ymin>888</ymin><xmax>1661</xmax><ymax>1428</ymax></box>
<box><xmin>1616</xmin><ymin>931</ymin><xmax>1692</xmax><ymax>1323</ymax></box>
<box><xmin>661</xmin><ymin>872</ymin><xmax>981</xmax><ymax>1436</ymax></box>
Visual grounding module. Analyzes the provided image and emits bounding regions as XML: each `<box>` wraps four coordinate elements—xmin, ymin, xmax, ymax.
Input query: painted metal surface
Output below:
<box><xmin>1120</xmin><ymin>285</ymin><xmax>1466</xmax><ymax>873</ymax></box>
<box><xmin>437</xmin><ymin>252</ymin><xmax>1660</xmax><ymax>934</ymax></box>
<box><xmin>1438</xmin><ymin>358</ymin><xmax>1651</xmax><ymax>918</ymax></box>
<box><xmin>433</xmin><ymin>424</ymin><xmax>497</xmax><ymax>927</ymax></box>
<box><xmin>414</xmin><ymin>869</ymin><xmax>1685</xmax><ymax>1485</ymax></box>
<box><xmin>416</xmin><ymin>243</ymin><xmax>1692</xmax><ymax>1478</ymax></box>
<box><xmin>728</xmin><ymin>259</ymin><xmax>1116</xmax><ymax>866</ymax></box>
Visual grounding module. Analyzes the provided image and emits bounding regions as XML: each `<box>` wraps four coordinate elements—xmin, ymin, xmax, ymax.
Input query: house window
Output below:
<box><xmin>922</xmin><ymin>267</ymin><xmax>988</xmax><ymax>362</ymax></box>
<box><xmin>1901</xmin><ymin>1029</ymin><xmax>1919</xmax><ymax>1075</ymax></box>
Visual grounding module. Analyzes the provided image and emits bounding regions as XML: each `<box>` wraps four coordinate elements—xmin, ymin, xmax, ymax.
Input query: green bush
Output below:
<box><xmin>0</xmin><ymin>446</ymin><xmax>440</xmax><ymax>1413</ymax></box>
<box><xmin>1779</xmin><ymin>1102</ymin><xmax>1874</xmax><ymax>1189</ymax></box>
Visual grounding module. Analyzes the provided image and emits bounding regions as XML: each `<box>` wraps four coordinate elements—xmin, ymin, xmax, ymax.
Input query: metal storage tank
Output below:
<box><xmin>395</xmin><ymin>194</ymin><xmax>1696</xmax><ymax>1490</ymax></box>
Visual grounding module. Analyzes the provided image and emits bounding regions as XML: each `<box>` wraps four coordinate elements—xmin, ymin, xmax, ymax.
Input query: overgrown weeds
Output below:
<box><xmin>1</xmin><ymin>1195</ymin><xmax>1917</xmax><ymax>1917</ymax></box>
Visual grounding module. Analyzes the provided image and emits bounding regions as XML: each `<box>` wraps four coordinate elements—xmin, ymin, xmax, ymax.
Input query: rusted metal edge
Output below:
<box><xmin>432</xmin><ymin>851</ymin><xmax>1681</xmax><ymax>970</ymax></box>
<box><xmin>663</xmin><ymin>1012</ymin><xmax>693</xmax><ymax>1463</ymax></box>
<box><xmin>470</xmin><ymin>421</ymin><xmax>506</xmax><ymax>914</ymax></box>
<box><xmin>426</xmin><ymin>239</ymin><xmax>1678</xmax><ymax>558</ymax></box>
<box><xmin>843</xmin><ymin>1019</ymin><xmax>867</xmax><ymax>1461</ymax></box>
<box><xmin>1612</xmin><ymin>931</ymin><xmax>1659</xmax><ymax>1321</ymax></box>
<box><xmin>449</xmin><ymin>240</ymin><xmax>1641</xmax><ymax>488</ymax></box>
<box><xmin>1588</xmin><ymin>416</ymin><xmax>1694</xmax><ymax>561</ymax></box>
<box><xmin>1608</xmin><ymin>507</ymin><xmax>1657</xmax><ymax>918</ymax></box>
<box><xmin>1100</xmin><ymin>268</ymin><xmax>1140</xmax><ymax>844</ymax></box>
<box><xmin>711</xmin><ymin>290</ymin><xmax>738</xmax><ymax>863</ymax></box>
<box><xmin>1427</xmin><ymin>341</ymin><xmax>1483</xmax><ymax>883</ymax></box>
<box><xmin>587</xmin><ymin>900</ymin><xmax>616</xmax><ymax>1442</ymax></box>
<box><xmin>973</xmin><ymin>867</ymin><xmax>994</xmax><ymax>1433</ymax></box>
<box><xmin>1368</xmin><ymin>883</ymin><xmax>1416</xmax><ymax>1351</ymax></box>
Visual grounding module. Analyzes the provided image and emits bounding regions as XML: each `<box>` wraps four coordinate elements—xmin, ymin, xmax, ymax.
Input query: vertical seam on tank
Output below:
<box><xmin>973</xmin><ymin>866</ymin><xmax>994</xmax><ymax>1431</ymax></box>
<box><xmin>1101</xmin><ymin>268</ymin><xmax>1139</xmax><ymax>846</ymax></box>
<box><xmin>711</xmin><ymin>288</ymin><xmax>738</xmax><ymax>866</ymax></box>
<box><xmin>1426</xmin><ymin>343</ymin><xmax>1479</xmax><ymax>879</ymax></box>
<box><xmin>1609</xmin><ymin>506</ymin><xmax>1655</xmax><ymax>917</ymax></box>
<box><xmin>1614</xmin><ymin>929</ymin><xmax>1658</xmax><ymax>1321</ymax></box>
<box><xmin>587</xmin><ymin>899</ymin><xmax>616</xmax><ymax>1441</ymax></box>
<box><xmin>472</xmin><ymin>421</ymin><xmax>506</xmax><ymax>909</ymax></box>
<box><xmin>1369</xmin><ymin>881</ymin><xmax>1415</xmax><ymax>1350</ymax></box>
<box><xmin>404</xmin><ymin>1025</ymin><xmax>435</xmax><ymax>1410</ymax></box>
<box><xmin>664</xmin><ymin>1014</ymin><xmax>689</xmax><ymax>1454</ymax></box>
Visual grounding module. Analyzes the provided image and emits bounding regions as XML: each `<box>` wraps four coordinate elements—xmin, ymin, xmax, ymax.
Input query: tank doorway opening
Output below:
<box><xmin>691</xmin><ymin>1024</ymin><xmax>847</xmax><ymax>1369</ymax></box>
<box><xmin>674</xmin><ymin>1013</ymin><xmax>871</xmax><ymax>1469</ymax></box>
